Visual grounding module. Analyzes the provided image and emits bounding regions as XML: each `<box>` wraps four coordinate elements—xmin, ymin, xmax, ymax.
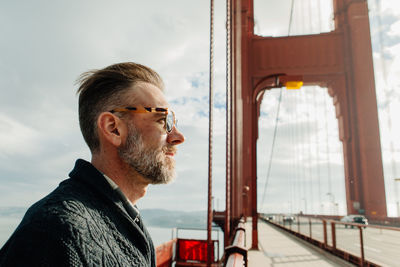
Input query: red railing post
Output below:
<box><xmin>323</xmin><ymin>220</ymin><xmax>327</xmax><ymax>248</ymax></box>
<box><xmin>359</xmin><ymin>226</ymin><xmax>365</xmax><ymax>266</ymax></box>
<box><xmin>297</xmin><ymin>216</ymin><xmax>300</xmax><ymax>233</ymax></box>
<box><xmin>331</xmin><ymin>221</ymin><xmax>336</xmax><ymax>250</ymax></box>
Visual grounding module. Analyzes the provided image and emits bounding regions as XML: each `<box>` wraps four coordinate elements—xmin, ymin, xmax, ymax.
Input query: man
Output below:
<box><xmin>0</xmin><ymin>62</ymin><xmax>185</xmax><ymax>266</ymax></box>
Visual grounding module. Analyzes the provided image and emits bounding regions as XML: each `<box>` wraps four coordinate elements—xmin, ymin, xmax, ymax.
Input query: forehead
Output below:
<box><xmin>126</xmin><ymin>82</ymin><xmax>168</xmax><ymax>107</ymax></box>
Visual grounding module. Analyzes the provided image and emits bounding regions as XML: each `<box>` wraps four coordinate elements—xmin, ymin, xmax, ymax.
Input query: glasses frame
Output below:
<box><xmin>109</xmin><ymin>106</ymin><xmax>177</xmax><ymax>133</ymax></box>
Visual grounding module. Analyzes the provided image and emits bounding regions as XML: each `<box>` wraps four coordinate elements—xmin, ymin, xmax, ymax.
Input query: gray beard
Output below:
<box><xmin>117</xmin><ymin>124</ymin><xmax>176</xmax><ymax>184</ymax></box>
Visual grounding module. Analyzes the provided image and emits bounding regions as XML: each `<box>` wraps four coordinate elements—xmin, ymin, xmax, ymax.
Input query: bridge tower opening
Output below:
<box><xmin>257</xmin><ymin>85</ymin><xmax>347</xmax><ymax>217</ymax></box>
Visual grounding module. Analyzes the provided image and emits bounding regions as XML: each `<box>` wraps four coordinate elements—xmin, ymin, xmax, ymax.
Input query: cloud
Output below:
<box><xmin>0</xmin><ymin>114</ymin><xmax>41</xmax><ymax>157</ymax></box>
<box><xmin>253</xmin><ymin>0</ymin><xmax>334</xmax><ymax>36</ymax></box>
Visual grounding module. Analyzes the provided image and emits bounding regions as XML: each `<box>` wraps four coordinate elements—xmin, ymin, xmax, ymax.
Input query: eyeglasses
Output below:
<box><xmin>109</xmin><ymin>106</ymin><xmax>177</xmax><ymax>133</ymax></box>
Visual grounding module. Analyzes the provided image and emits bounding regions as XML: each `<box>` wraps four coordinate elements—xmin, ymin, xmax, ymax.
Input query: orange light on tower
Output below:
<box><xmin>285</xmin><ymin>81</ymin><xmax>303</xmax><ymax>89</ymax></box>
<box><xmin>278</xmin><ymin>75</ymin><xmax>303</xmax><ymax>90</ymax></box>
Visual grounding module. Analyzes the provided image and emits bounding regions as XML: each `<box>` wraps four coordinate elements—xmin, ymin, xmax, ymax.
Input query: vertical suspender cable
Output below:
<box><xmin>255</xmin><ymin>0</ymin><xmax>295</xmax><ymax>212</ymax></box>
<box><xmin>374</xmin><ymin>0</ymin><xmax>389</xmax><ymax>90</ymax></box>
<box><xmin>300</xmin><ymin>89</ymin><xmax>307</xmax><ymax>213</ymax></box>
<box><xmin>374</xmin><ymin>0</ymin><xmax>399</xmax><ymax>214</ymax></box>
<box><xmin>290</xmin><ymin>94</ymin><xmax>296</xmax><ymax>213</ymax></box>
<box><xmin>306</xmin><ymin>89</ymin><xmax>314</xmax><ymax>214</ymax></box>
<box><xmin>303</xmin><ymin>91</ymin><xmax>309</xmax><ymax>213</ymax></box>
<box><xmin>317</xmin><ymin>0</ymin><xmax>322</xmax><ymax>33</ymax></box>
<box><xmin>292</xmin><ymin>92</ymin><xmax>300</xmax><ymax>213</ymax></box>
<box><xmin>308</xmin><ymin>0</ymin><xmax>313</xmax><ymax>33</ymax></box>
<box><xmin>323</xmin><ymin>90</ymin><xmax>333</xmax><ymax>214</ymax></box>
<box><xmin>313</xmin><ymin>87</ymin><xmax>322</xmax><ymax>214</ymax></box>
<box><xmin>225</xmin><ymin>0</ymin><xmax>232</xmax><ymax>247</ymax></box>
<box><xmin>294</xmin><ymin>92</ymin><xmax>300</xmax><ymax>210</ymax></box>
<box><xmin>316</xmin><ymin>0</ymin><xmax>323</xmax><ymax>214</ymax></box>
<box><xmin>288</xmin><ymin>93</ymin><xmax>295</xmax><ymax>213</ymax></box>
<box><xmin>301</xmin><ymin>0</ymin><xmax>306</xmax><ymax>35</ymax></box>
<box><xmin>294</xmin><ymin>91</ymin><xmax>303</xmax><ymax>213</ymax></box>
<box><xmin>287</xmin><ymin>0</ymin><xmax>295</xmax><ymax>212</ymax></box>
<box><xmin>288</xmin><ymin>0</ymin><xmax>295</xmax><ymax>36</ymax></box>
<box><xmin>260</xmin><ymin>88</ymin><xmax>283</xmax><ymax>208</ymax></box>
<box><xmin>281</xmin><ymin>91</ymin><xmax>293</xmax><ymax>213</ymax></box>
<box><xmin>207</xmin><ymin>0</ymin><xmax>214</xmax><ymax>265</ymax></box>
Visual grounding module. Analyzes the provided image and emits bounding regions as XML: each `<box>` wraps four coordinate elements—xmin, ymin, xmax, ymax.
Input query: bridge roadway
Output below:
<box><xmin>244</xmin><ymin>219</ymin><xmax>353</xmax><ymax>267</ymax></box>
<box><xmin>293</xmin><ymin>220</ymin><xmax>399</xmax><ymax>266</ymax></box>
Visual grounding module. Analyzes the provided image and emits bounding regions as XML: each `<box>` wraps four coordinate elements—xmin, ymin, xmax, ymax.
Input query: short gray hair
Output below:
<box><xmin>76</xmin><ymin>62</ymin><xmax>164</xmax><ymax>153</ymax></box>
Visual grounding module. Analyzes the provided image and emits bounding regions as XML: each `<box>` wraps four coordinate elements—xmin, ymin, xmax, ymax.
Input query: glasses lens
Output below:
<box><xmin>166</xmin><ymin>112</ymin><xmax>174</xmax><ymax>133</ymax></box>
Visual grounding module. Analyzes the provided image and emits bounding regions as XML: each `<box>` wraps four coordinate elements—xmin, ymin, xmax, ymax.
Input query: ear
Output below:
<box><xmin>97</xmin><ymin>112</ymin><xmax>126</xmax><ymax>148</ymax></box>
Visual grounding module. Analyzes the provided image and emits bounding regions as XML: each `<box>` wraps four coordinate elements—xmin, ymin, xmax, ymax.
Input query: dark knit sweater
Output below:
<box><xmin>0</xmin><ymin>159</ymin><xmax>156</xmax><ymax>267</ymax></box>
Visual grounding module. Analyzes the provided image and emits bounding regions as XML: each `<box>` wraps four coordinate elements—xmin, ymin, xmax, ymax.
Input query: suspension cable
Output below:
<box><xmin>288</xmin><ymin>0</ymin><xmax>295</xmax><ymax>35</ymax></box>
<box><xmin>207</xmin><ymin>0</ymin><xmax>214</xmax><ymax>265</ymax></box>
<box><xmin>261</xmin><ymin>88</ymin><xmax>284</xmax><ymax>208</ymax></box>
<box><xmin>225</xmin><ymin>0</ymin><xmax>232</xmax><ymax>246</ymax></box>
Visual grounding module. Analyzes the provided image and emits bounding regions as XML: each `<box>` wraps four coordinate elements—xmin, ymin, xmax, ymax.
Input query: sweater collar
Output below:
<box><xmin>68</xmin><ymin>159</ymin><xmax>114</xmax><ymax>197</ymax></box>
<box><xmin>68</xmin><ymin>159</ymin><xmax>140</xmax><ymax>215</ymax></box>
<box><xmin>68</xmin><ymin>159</ymin><xmax>151</xmax><ymax>256</ymax></box>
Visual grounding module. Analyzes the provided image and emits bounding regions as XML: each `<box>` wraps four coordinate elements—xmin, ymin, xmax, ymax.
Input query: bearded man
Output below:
<box><xmin>0</xmin><ymin>62</ymin><xmax>185</xmax><ymax>266</ymax></box>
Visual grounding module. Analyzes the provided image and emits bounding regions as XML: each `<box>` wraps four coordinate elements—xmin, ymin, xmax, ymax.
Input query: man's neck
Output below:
<box><xmin>91</xmin><ymin>154</ymin><xmax>149</xmax><ymax>205</ymax></box>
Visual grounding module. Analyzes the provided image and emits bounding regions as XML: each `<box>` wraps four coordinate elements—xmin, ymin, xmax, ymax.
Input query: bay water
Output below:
<box><xmin>1</xmin><ymin>215</ymin><xmax>224</xmax><ymax>259</ymax></box>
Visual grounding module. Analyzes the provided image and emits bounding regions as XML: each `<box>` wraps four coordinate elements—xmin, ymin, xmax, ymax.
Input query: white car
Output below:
<box><xmin>340</xmin><ymin>215</ymin><xmax>368</xmax><ymax>228</ymax></box>
<box><xmin>282</xmin><ymin>214</ymin><xmax>295</xmax><ymax>224</ymax></box>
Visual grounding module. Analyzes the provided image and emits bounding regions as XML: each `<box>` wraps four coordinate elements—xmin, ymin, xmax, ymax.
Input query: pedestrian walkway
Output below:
<box><xmin>245</xmin><ymin>219</ymin><xmax>353</xmax><ymax>267</ymax></box>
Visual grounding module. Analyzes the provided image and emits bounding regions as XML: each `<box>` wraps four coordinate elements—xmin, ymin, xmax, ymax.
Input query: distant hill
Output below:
<box><xmin>140</xmin><ymin>209</ymin><xmax>207</xmax><ymax>229</ymax></box>
<box><xmin>0</xmin><ymin>207</ymin><xmax>208</xmax><ymax>229</ymax></box>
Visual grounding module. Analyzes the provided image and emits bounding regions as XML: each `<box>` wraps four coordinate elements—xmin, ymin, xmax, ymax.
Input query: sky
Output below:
<box><xmin>0</xmin><ymin>0</ymin><xmax>228</xmax><ymax>212</ymax></box>
<box><xmin>0</xmin><ymin>0</ymin><xmax>399</xmax><ymax>219</ymax></box>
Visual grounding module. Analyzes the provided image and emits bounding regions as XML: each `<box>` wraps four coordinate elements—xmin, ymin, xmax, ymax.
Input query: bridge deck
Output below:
<box><xmin>244</xmin><ymin>219</ymin><xmax>353</xmax><ymax>266</ymax></box>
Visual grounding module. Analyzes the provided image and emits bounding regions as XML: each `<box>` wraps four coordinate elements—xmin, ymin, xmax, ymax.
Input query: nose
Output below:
<box><xmin>166</xmin><ymin>126</ymin><xmax>185</xmax><ymax>145</ymax></box>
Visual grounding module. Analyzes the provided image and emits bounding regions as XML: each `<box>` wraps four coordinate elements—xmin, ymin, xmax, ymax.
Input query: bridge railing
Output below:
<box><xmin>260</xmin><ymin>214</ymin><xmax>400</xmax><ymax>267</ymax></box>
<box><xmin>155</xmin><ymin>238</ymin><xmax>176</xmax><ymax>267</ymax></box>
<box><xmin>225</xmin><ymin>218</ymin><xmax>248</xmax><ymax>267</ymax></box>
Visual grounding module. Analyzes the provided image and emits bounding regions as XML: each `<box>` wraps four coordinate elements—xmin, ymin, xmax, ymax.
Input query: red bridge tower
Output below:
<box><xmin>226</xmin><ymin>0</ymin><xmax>387</xmax><ymax>249</ymax></box>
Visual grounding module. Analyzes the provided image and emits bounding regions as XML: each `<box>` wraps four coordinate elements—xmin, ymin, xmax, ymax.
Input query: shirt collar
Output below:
<box><xmin>103</xmin><ymin>173</ymin><xmax>140</xmax><ymax>215</ymax></box>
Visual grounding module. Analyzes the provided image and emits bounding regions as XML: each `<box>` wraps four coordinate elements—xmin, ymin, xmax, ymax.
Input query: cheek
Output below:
<box><xmin>139</xmin><ymin>121</ymin><xmax>168</xmax><ymax>147</ymax></box>
<box><xmin>144</xmin><ymin>132</ymin><xmax>167</xmax><ymax>148</ymax></box>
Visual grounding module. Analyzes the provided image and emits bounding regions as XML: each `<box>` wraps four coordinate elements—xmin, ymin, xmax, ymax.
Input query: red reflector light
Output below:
<box><xmin>177</xmin><ymin>239</ymin><xmax>214</xmax><ymax>262</ymax></box>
